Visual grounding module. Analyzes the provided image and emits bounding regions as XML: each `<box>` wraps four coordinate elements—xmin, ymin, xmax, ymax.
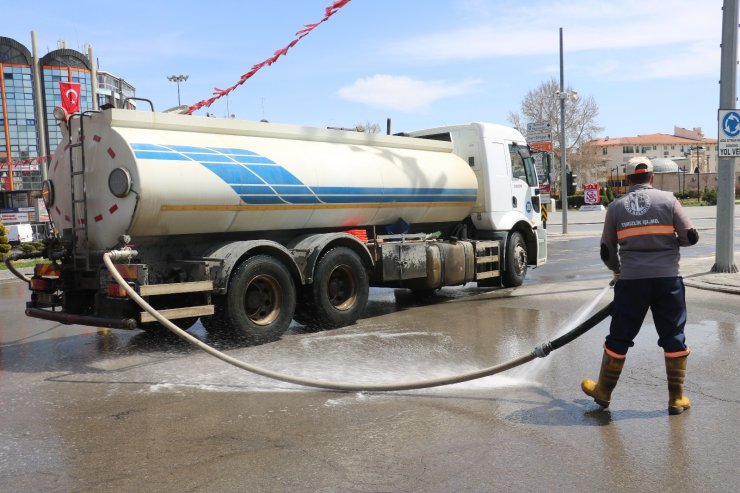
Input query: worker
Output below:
<box><xmin>582</xmin><ymin>156</ymin><xmax>699</xmax><ymax>415</ymax></box>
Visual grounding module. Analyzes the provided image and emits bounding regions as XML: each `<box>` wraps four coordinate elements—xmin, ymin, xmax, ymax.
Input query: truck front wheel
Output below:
<box><xmin>296</xmin><ymin>247</ymin><xmax>369</xmax><ymax>329</ymax></box>
<box><xmin>502</xmin><ymin>231</ymin><xmax>527</xmax><ymax>287</ymax></box>
<box><xmin>225</xmin><ymin>255</ymin><xmax>296</xmax><ymax>343</ymax></box>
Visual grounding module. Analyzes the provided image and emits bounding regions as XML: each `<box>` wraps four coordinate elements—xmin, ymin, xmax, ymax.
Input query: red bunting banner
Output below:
<box><xmin>184</xmin><ymin>0</ymin><xmax>351</xmax><ymax>115</ymax></box>
<box><xmin>0</xmin><ymin>154</ymin><xmax>52</xmax><ymax>171</ymax></box>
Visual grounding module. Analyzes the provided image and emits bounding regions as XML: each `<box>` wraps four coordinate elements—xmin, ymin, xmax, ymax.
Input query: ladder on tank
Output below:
<box><xmin>67</xmin><ymin>111</ymin><xmax>99</xmax><ymax>271</ymax></box>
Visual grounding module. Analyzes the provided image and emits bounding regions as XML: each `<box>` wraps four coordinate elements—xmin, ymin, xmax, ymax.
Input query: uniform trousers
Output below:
<box><xmin>605</xmin><ymin>277</ymin><xmax>688</xmax><ymax>355</ymax></box>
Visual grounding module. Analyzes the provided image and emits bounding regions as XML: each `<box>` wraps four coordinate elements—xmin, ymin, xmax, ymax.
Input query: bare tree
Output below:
<box><xmin>354</xmin><ymin>122</ymin><xmax>381</xmax><ymax>134</ymax></box>
<box><xmin>508</xmin><ymin>77</ymin><xmax>603</xmax><ymax>188</ymax></box>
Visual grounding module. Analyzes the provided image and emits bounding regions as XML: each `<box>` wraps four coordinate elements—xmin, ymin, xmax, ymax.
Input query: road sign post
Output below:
<box><xmin>714</xmin><ymin>0</ymin><xmax>739</xmax><ymax>273</ymax></box>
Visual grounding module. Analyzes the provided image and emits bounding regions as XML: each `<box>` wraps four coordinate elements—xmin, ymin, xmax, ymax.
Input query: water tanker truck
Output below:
<box><xmin>25</xmin><ymin>108</ymin><xmax>546</xmax><ymax>342</ymax></box>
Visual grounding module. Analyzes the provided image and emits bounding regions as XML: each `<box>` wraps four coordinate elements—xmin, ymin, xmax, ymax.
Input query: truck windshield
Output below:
<box><xmin>509</xmin><ymin>144</ymin><xmax>538</xmax><ymax>187</ymax></box>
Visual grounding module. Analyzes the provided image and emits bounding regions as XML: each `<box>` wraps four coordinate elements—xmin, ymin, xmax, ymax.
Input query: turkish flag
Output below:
<box><xmin>60</xmin><ymin>81</ymin><xmax>81</xmax><ymax>113</ymax></box>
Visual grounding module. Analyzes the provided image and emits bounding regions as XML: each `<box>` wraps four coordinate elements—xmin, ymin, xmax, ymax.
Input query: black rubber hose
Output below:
<box><xmin>4</xmin><ymin>251</ymin><xmax>43</xmax><ymax>284</ymax></box>
<box><xmin>533</xmin><ymin>301</ymin><xmax>614</xmax><ymax>357</ymax></box>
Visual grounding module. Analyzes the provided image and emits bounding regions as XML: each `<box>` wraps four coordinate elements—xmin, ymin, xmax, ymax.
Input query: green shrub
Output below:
<box><xmin>606</xmin><ymin>187</ymin><xmax>615</xmax><ymax>202</ymax></box>
<box><xmin>20</xmin><ymin>242</ymin><xmax>44</xmax><ymax>254</ymax></box>
<box><xmin>567</xmin><ymin>194</ymin><xmax>585</xmax><ymax>208</ymax></box>
<box><xmin>600</xmin><ymin>188</ymin><xmax>613</xmax><ymax>206</ymax></box>
<box><xmin>674</xmin><ymin>191</ymin><xmax>690</xmax><ymax>200</ymax></box>
<box><xmin>702</xmin><ymin>188</ymin><xmax>717</xmax><ymax>205</ymax></box>
<box><xmin>0</xmin><ymin>222</ymin><xmax>10</xmax><ymax>258</ymax></box>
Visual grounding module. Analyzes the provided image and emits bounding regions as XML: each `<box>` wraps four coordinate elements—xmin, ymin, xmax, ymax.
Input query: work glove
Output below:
<box><xmin>609</xmin><ymin>272</ymin><xmax>620</xmax><ymax>287</ymax></box>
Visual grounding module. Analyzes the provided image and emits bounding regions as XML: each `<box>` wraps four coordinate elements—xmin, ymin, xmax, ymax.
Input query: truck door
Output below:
<box><xmin>508</xmin><ymin>143</ymin><xmax>540</xmax><ymax>225</ymax></box>
<box><xmin>509</xmin><ymin>144</ymin><xmax>547</xmax><ymax>265</ymax></box>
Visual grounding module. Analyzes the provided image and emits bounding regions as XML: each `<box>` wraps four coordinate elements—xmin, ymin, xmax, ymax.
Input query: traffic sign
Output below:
<box><xmin>527</xmin><ymin>121</ymin><xmax>552</xmax><ymax>144</ymax></box>
<box><xmin>718</xmin><ymin>109</ymin><xmax>740</xmax><ymax>156</ymax></box>
<box><xmin>530</xmin><ymin>142</ymin><xmax>553</xmax><ymax>152</ymax></box>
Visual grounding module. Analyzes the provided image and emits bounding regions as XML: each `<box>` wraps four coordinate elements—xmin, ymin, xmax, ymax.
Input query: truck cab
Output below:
<box><xmin>410</xmin><ymin>122</ymin><xmax>547</xmax><ymax>271</ymax></box>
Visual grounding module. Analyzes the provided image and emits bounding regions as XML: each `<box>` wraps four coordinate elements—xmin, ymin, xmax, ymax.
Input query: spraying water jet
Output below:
<box><xmin>102</xmin><ymin>250</ymin><xmax>614</xmax><ymax>392</ymax></box>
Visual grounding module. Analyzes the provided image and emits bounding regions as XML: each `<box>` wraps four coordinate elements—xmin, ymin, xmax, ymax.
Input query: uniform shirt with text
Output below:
<box><xmin>600</xmin><ymin>184</ymin><xmax>695</xmax><ymax>280</ymax></box>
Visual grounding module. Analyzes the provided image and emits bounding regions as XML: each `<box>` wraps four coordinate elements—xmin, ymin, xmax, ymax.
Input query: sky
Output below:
<box><xmin>3</xmin><ymin>0</ymin><xmax>729</xmax><ymax>139</ymax></box>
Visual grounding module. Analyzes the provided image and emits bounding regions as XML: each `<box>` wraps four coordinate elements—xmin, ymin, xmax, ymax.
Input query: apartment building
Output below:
<box><xmin>585</xmin><ymin>126</ymin><xmax>718</xmax><ymax>177</ymax></box>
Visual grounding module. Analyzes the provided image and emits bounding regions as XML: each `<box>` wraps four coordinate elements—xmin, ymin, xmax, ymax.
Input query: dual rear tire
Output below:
<box><xmin>203</xmin><ymin>255</ymin><xmax>296</xmax><ymax>343</ymax></box>
<box><xmin>203</xmin><ymin>247</ymin><xmax>369</xmax><ymax>341</ymax></box>
<box><xmin>295</xmin><ymin>247</ymin><xmax>369</xmax><ymax>330</ymax></box>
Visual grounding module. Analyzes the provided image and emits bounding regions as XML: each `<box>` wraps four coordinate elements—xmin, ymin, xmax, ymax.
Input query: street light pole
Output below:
<box><xmin>167</xmin><ymin>74</ymin><xmax>189</xmax><ymax>106</ymax></box>
<box><xmin>558</xmin><ymin>28</ymin><xmax>568</xmax><ymax>234</ymax></box>
<box><xmin>556</xmin><ymin>28</ymin><xmax>579</xmax><ymax>234</ymax></box>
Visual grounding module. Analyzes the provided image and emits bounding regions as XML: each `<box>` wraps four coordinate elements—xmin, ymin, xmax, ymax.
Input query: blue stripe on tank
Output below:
<box><xmin>131</xmin><ymin>143</ymin><xmax>477</xmax><ymax>206</ymax></box>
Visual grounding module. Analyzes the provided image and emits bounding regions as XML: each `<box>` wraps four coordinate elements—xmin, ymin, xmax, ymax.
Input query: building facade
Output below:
<box><xmin>96</xmin><ymin>70</ymin><xmax>136</xmax><ymax>109</ymax></box>
<box><xmin>0</xmin><ymin>35</ymin><xmax>134</xmax><ymax>225</ymax></box>
<box><xmin>39</xmin><ymin>48</ymin><xmax>94</xmax><ymax>167</ymax></box>
<box><xmin>579</xmin><ymin>126</ymin><xmax>739</xmax><ymax>196</ymax></box>
<box><xmin>0</xmin><ymin>37</ymin><xmax>37</xmax><ymax>195</ymax></box>
<box><xmin>585</xmin><ymin>126</ymin><xmax>718</xmax><ymax>179</ymax></box>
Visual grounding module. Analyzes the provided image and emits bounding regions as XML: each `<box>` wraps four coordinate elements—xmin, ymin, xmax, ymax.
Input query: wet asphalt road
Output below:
<box><xmin>1</xmin><ymin>206</ymin><xmax>738</xmax><ymax>492</ymax></box>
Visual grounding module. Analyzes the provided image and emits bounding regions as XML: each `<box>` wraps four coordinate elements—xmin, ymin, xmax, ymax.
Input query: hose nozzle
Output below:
<box><xmin>533</xmin><ymin>342</ymin><xmax>552</xmax><ymax>358</ymax></box>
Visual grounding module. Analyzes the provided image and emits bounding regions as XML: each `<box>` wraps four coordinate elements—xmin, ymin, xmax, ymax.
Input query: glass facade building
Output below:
<box><xmin>0</xmin><ymin>37</ymin><xmax>38</xmax><ymax>192</ymax></box>
<box><xmin>39</xmin><ymin>49</ymin><xmax>94</xmax><ymax>154</ymax></box>
<box><xmin>0</xmin><ymin>36</ymin><xmax>133</xmax><ymax>215</ymax></box>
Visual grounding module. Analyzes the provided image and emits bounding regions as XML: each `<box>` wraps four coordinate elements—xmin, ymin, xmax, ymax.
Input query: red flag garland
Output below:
<box><xmin>0</xmin><ymin>154</ymin><xmax>52</xmax><ymax>172</ymax></box>
<box><xmin>184</xmin><ymin>0</ymin><xmax>351</xmax><ymax>115</ymax></box>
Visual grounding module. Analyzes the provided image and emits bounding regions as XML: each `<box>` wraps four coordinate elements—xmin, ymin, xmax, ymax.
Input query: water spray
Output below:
<box><xmin>103</xmin><ymin>249</ymin><xmax>613</xmax><ymax>392</ymax></box>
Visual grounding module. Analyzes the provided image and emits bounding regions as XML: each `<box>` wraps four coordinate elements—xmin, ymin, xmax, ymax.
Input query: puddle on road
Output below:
<box><xmin>7</xmin><ymin>282</ymin><xmax>732</xmax><ymax>402</ymax></box>
<box><xmin>0</xmin><ymin>283</ymin><xmax>610</xmax><ymax>397</ymax></box>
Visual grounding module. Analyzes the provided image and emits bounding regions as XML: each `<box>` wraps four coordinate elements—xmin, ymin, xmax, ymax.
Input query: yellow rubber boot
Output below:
<box><xmin>581</xmin><ymin>349</ymin><xmax>626</xmax><ymax>408</ymax></box>
<box><xmin>665</xmin><ymin>353</ymin><xmax>691</xmax><ymax>415</ymax></box>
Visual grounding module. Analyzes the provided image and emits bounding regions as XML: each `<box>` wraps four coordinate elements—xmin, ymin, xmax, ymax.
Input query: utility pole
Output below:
<box><xmin>714</xmin><ymin>0</ymin><xmax>738</xmax><ymax>273</ymax></box>
<box><xmin>559</xmin><ymin>27</ymin><xmax>568</xmax><ymax>234</ymax></box>
<box><xmin>30</xmin><ymin>31</ymin><xmax>47</xmax><ymax>183</ymax></box>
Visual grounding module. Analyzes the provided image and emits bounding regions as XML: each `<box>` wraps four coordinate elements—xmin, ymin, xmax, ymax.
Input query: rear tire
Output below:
<box><xmin>225</xmin><ymin>255</ymin><xmax>296</xmax><ymax>343</ymax></box>
<box><xmin>295</xmin><ymin>247</ymin><xmax>368</xmax><ymax>330</ymax></box>
<box><xmin>502</xmin><ymin>231</ymin><xmax>527</xmax><ymax>287</ymax></box>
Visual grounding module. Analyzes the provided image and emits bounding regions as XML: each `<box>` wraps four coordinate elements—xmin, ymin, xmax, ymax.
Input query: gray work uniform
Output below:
<box><xmin>600</xmin><ymin>183</ymin><xmax>698</xmax><ymax>355</ymax></box>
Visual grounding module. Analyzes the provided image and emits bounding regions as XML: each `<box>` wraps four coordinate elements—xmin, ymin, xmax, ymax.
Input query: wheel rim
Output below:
<box><xmin>244</xmin><ymin>274</ymin><xmax>282</xmax><ymax>326</ymax></box>
<box><xmin>513</xmin><ymin>242</ymin><xmax>527</xmax><ymax>275</ymax></box>
<box><xmin>327</xmin><ymin>264</ymin><xmax>357</xmax><ymax>311</ymax></box>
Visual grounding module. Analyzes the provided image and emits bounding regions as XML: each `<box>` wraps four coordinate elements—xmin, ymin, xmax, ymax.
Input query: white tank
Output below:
<box><xmin>47</xmin><ymin>110</ymin><xmax>478</xmax><ymax>249</ymax></box>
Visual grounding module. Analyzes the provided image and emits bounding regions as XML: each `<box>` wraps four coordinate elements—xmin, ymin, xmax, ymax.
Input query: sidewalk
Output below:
<box><xmin>682</xmin><ymin>254</ymin><xmax>740</xmax><ymax>295</ymax></box>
